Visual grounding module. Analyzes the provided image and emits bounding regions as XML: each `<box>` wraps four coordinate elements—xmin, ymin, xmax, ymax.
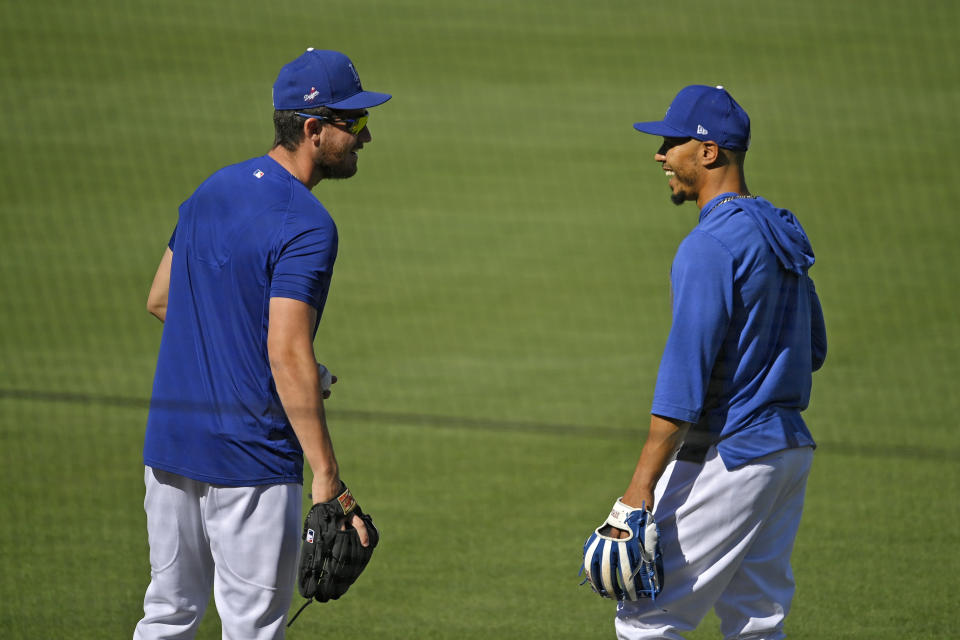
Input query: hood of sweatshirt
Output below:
<box><xmin>710</xmin><ymin>195</ymin><xmax>815</xmax><ymax>275</ymax></box>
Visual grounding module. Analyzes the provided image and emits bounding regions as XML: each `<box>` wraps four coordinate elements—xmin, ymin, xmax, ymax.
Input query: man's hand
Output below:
<box><xmin>602</xmin><ymin>524</ymin><xmax>632</xmax><ymax>540</ymax></box>
<box><xmin>310</xmin><ymin>477</ymin><xmax>368</xmax><ymax>546</ymax></box>
<box><xmin>350</xmin><ymin>512</ymin><xmax>371</xmax><ymax>547</ymax></box>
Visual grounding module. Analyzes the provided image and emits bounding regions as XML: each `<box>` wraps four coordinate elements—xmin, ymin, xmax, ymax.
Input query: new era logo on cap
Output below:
<box><xmin>633</xmin><ymin>85</ymin><xmax>751</xmax><ymax>151</ymax></box>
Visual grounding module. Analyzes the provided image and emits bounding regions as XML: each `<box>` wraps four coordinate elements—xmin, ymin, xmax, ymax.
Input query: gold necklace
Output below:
<box><xmin>706</xmin><ymin>194</ymin><xmax>757</xmax><ymax>216</ymax></box>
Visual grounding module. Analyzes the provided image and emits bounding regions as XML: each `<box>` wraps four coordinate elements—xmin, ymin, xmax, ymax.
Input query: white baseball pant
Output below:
<box><xmin>615</xmin><ymin>445</ymin><xmax>814</xmax><ymax>640</ymax></box>
<box><xmin>133</xmin><ymin>467</ymin><xmax>302</xmax><ymax>640</ymax></box>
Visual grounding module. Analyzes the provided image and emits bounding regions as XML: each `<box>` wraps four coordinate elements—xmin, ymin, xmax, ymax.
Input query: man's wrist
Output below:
<box><xmin>621</xmin><ymin>488</ymin><xmax>655</xmax><ymax>511</ymax></box>
<box><xmin>311</xmin><ymin>473</ymin><xmax>341</xmax><ymax>503</ymax></box>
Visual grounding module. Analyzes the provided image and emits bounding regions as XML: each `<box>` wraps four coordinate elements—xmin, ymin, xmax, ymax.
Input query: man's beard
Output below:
<box><xmin>315</xmin><ymin>146</ymin><xmax>358</xmax><ymax>180</ymax></box>
<box><xmin>668</xmin><ymin>171</ymin><xmax>696</xmax><ymax>206</ymax></box>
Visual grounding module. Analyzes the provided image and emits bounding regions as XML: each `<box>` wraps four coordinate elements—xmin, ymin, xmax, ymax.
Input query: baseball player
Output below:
<box><xmin>606</xmin><ymin>86</ymin><xmax>827</xmax><ymax>639</ymax></box>
<box><xmin>134</xmin><ymin>49</ymin><xmax>390</xmax><ymax>639</ymax></box>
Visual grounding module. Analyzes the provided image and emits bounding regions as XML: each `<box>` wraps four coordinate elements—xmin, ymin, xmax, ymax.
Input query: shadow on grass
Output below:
<box><xmin>2</xmin><ymin>387</ymin><xmax>956</xmax><ymax>463</ymax></box>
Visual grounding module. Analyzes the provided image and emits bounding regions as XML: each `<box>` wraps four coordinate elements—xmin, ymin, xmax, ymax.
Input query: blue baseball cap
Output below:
<box><xmin>633</xmin><ymin>85</ymin><xmax>750</xmax><ymax>151</ymax></box>
<box><xmin>272</xmin><ymin>48</ymin><xmax>391</xmax><ymax>111</ymax></box>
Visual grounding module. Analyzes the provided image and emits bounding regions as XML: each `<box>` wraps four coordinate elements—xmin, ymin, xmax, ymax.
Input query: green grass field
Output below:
<box><xmin>2</xmin><ymin>1</ymin><xmax>958</xmax><ymax>637</ymax></box>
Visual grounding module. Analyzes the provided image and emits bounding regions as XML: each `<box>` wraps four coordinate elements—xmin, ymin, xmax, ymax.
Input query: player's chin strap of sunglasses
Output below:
<box><xmin>295</xmin><ymin>111</ymin><xmax>368</xmax><ymax>135</ymax></box>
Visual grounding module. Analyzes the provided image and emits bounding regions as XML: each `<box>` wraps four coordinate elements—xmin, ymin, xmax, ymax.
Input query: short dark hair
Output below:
<box><xmin>272</xmin><ymin>106</ymin><xmax>335</xmax><ymax>151</ymax></box>
<box><xmin>722</xmin><ymin>147</ymin><xmax>747</xmax><ymax>167</ymax></box>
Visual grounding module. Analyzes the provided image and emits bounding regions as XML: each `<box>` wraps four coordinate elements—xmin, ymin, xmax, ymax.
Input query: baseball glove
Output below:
<box><xmin>288</xmin><ymin>484</ymin><xmax>378</xmax><ymax>626</ymax></box>
<box><xmin>580</xmin><ymin>498</ymin><xmax>663</xmax><ymax>601</ymax></box>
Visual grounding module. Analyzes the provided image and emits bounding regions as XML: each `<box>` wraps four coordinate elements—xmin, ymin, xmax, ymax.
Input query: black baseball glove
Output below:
<box><xmin>288</xmin><ymin>484</ymin><xmax>378</xmax><ymax>626</ymax></box>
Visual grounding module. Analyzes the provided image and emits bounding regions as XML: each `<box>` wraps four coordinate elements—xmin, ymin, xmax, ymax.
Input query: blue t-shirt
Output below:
<box><xmin>651</xmin><ymin>194</ymin><xmax>827</xmax><ymax>469</ymax></box>
<box><xmin>144</xmin><ymin>155</ymin><xmax>338</xmax><ymax>486</ymax></box>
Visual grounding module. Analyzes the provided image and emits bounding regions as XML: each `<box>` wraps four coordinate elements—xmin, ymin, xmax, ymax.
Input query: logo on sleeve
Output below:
<box><xmin>253</xmin><ymin>169</ymin><xmax>264</xmax><ymax>179</ymax></box>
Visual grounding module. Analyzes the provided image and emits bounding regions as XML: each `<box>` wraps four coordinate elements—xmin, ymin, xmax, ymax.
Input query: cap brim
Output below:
<box><xmin>326</xmin><ymin>90</ymin><xmax>392</xmax><ymax>110</ymax></box>
<box><xmin>633</xmin><ymin>120</ymin><xmax>690</xmax><ymax>138</ymax></box>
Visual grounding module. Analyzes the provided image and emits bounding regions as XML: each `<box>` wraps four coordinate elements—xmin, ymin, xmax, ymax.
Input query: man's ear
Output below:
<box><xmin>302</xmin><ymin>117</ymin><xmax>323</xmax><ymax>145</ymax></box>
<box><xmin>699</xmin><ymin>141</ymin><xmax>721</xmax><ymax>165</ymax></box>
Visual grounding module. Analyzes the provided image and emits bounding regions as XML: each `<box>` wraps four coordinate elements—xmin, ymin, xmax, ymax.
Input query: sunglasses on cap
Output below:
<box><xmin>295</xmin><ymin>111</ymin><xmax>368</xmax><ymax>135</ymax></box>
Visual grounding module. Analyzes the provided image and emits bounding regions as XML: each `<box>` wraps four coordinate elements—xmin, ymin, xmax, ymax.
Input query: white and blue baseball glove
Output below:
<box><xmin>580</xmin><ymin>498</ymin><xmax>664</xmax><ymax>601</ymax></box>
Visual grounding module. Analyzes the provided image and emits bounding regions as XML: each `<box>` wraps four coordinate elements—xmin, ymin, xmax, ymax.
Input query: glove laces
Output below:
<box><xmin>286</xmin><ymin>599</ymin><xmax>313</xmax><ymax>628</ymax></box>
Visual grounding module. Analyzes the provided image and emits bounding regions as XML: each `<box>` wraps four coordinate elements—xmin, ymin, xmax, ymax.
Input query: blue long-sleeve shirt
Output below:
<box><xmin>651</xmin><ymin>193</ymin><xmax>826</xmax><ymax>469</ymax></box>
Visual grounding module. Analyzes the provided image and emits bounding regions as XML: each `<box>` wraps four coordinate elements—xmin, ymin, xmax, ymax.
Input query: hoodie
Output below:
<box><xmin>650</xmin><ymin>193</ymin><xmax>827</xmax><ymax>469</ymax></box>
